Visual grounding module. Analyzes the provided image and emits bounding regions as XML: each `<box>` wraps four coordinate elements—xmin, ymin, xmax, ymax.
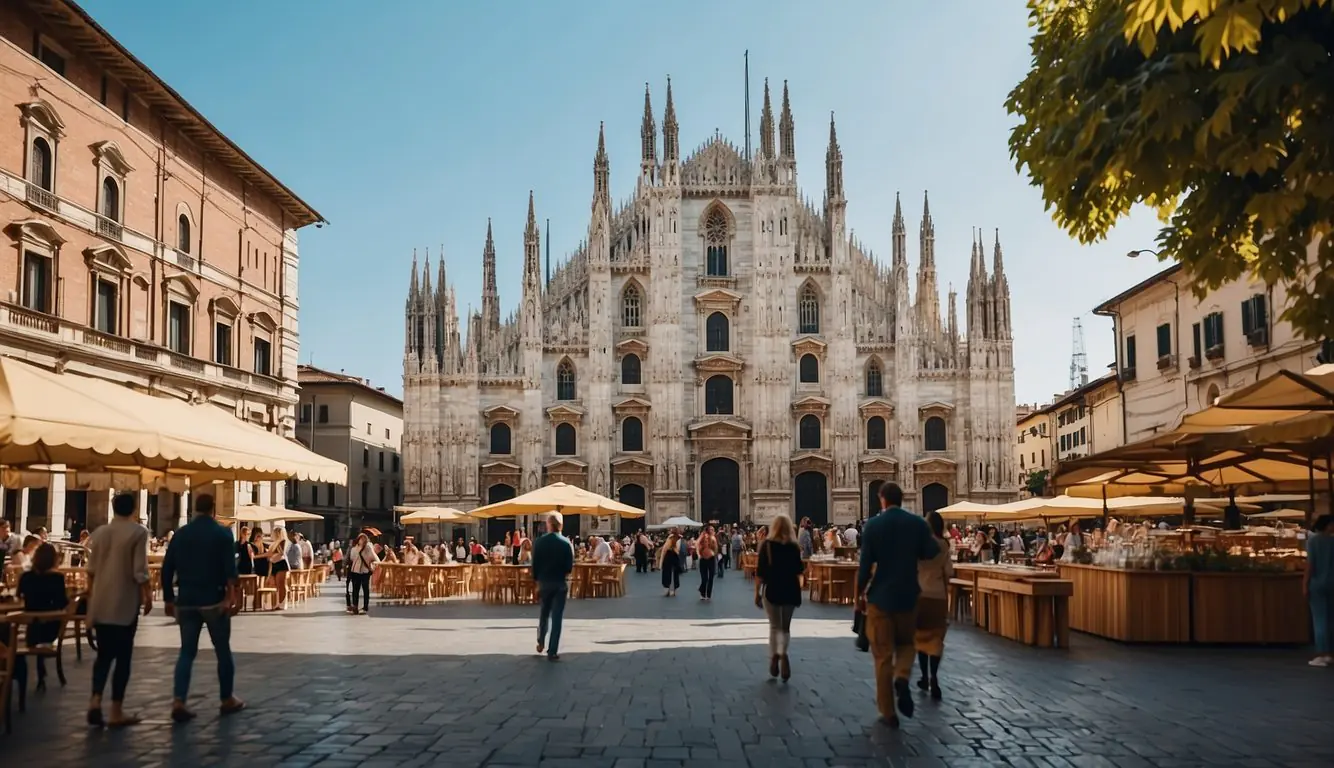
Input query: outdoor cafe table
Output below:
<box><xmin>953</xmin><ymin>563</ymin><xmax>1072</xmax><ymax>648</ymax></box>
<box><xmin>805</xmin><ymin>559</ymin><xmax>860</xmax><ymax>605</ymax></box>
<box><xmin>377</xmin><ymin>563</ymin><xmax>474</xmax><ymax>603</ymax></box>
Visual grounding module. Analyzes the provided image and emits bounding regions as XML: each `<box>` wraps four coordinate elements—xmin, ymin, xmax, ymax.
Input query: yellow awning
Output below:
<box><xmin>0</xmin><ymin>357</ymin><xmax>346</xmax><ymax>484</ymax></box>
<box><xmin>228</xmin><ymin>506</ymin><xmax>324</xmax><ymax>523</ymax></box>
<box><xmin>396</xmin><ymin>506</ymin><xmax>475</xmax><ymax>523</ymax></box>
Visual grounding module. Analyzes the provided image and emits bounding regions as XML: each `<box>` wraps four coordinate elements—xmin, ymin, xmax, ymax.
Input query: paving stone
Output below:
<box><xmin>2</xmin><ymin>570</ymin><xmax>1330</xmax><ymax>767</ymax></box>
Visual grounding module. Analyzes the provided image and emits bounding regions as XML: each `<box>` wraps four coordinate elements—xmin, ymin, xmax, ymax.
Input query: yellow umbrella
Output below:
<box><xmin>936</xmin><ymin>500</ymin><xmax>1000</xmax><ymax>520</ymax></box>
<box><xmin>466</xmin><ymin>482</ymin><xmax>646</xmax><ymax>519</ymax></box>
<box><xmin>230</xmin><ymin>505</ymin><xmax>323</xmax><ymax>523</ymax></box>
<box><xmin>1245</xmin><ymin>508</ymin><xmax>1308</xmax><ymax>521</ymax></box>
<box><xmin>396</xmin><ymin>506</ymin><xmax>474</xmax><ymax>523</ymax></box>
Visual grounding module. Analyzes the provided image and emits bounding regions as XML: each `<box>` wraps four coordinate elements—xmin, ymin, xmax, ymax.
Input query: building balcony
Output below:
<box><xmin>95</xmin><ymin>215</ymin><xmax>123</xmax><ymax>242</ymax></box>
<box><xmin>173</xmin><ymin>249</ymin><xmax>198</xmax><ymax>272</ymax></box>
<box><xmin>0</xmin><ymin>301</ymin><xmax>286</xmax><ymax>398</ymax></box>
<box><xmin>25</xmin><ymin>181</ymin><xmax>58</xmax><ymax>212</ymax></box>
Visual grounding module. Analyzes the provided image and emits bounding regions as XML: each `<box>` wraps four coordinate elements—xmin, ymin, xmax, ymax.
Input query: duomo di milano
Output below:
<box><xmin>402</xmin><ymin>78</ymin><xmax>1017</xmax><ymax>537</ymax></box>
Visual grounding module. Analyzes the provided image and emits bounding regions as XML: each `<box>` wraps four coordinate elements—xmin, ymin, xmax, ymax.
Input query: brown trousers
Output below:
<box><xmin>866</xmin><ymin>604</ymin><xmax>918</xmax><ymax>720</ymax></box>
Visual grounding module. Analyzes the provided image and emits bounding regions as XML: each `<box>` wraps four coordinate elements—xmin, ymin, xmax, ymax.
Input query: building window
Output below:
<box><xmin>622</xmin><ymin>284</ymin><xmax>642</xmax><ymax>328</ymax></box>
<box><xmin>362</xmin><ymin>447</ymin><xmax>369</xmax><ymax>467</ymax></box>
<box><xmin>167</xmin><ymin>302</ymin><xmax>191</xmax><ymax>354</ymax></box>
<box><xmin>300</xmin><ymin>404</ymin><xmax>312</xmax><ymax>424</ymax></box>
<box><xmin>799</xmin><ymin>354</ymin><xmax>819</xmax><ymax>383</ymax></box>
<box><xmin>621</xmin><ymin>353</ymin><xmax>641</xmax><ymax>385</ymax></box>
<box><xmin>177</xmin><ymin>213</ymin><xmax>191</xmax><ymax>253</ymax></box>
<box><xmin>94</xmin><ymin>278</ymin><xmax>118</xmax><ymax>334</ymax></box>
<box><xmin>205</xmin><ymin>322</ymin><xmax>228</xmax><ymax>366</ymax></box>
<box><xmin>379</xmin><ymin>485</ymin><xmax>386</xmax><ymax>510</ymax></box>
<box><xmin>866</xmin><ymin>416</ymin><xmax>887</xmax><ymax>450</ymax></box>
<box><xmin>1203</xmin><ymin>311</ymin><xmax>1225</xmax><ymax>355</ymax></box>
<box><xmin>706</xmin><ymin>312</ymin><xmax>730</xmax><ymax>352</ymax></box>
<box><xmin>360</xmin><ymin>482</ymin><xmax>368</xmax><ymax>508</ymax></box>
<box><xmin>310</xmin><ymin>485</ymin><xmax>319</xmax><ymax>506</ymax></box>
<box><xmin>1156</xmin><ymin>323</ymin><xmax>1171</xmax><ymax>358</ymax></box>
<box><xmin>367</xmin><ymin>422</ymin><xmax>372</xmax><ymax>434</ymax></box>
<box><xmin>556</xmin><ymin>359</ymin><xmax>576</xmax><ymax>400</ymax></box>
<box><xmin>100</xmin><ymin>177</ymin><xmax>120</xmax><ymax>222</ymax></box>
<box><xmin>490</xmin><ymin>423</ymin><xmax>512</xmax><ymax>455</ymax></box>
<box><xmin>21</xmin><ymin>251</ymin><xmax>52</xmax><ymax>314</ymax></box>
<box><xmin>29</xmin><ymin>137</ymin><xmax>52</xmax><ymax>191</ymax></box>
<box><xmin>798</xmin><ymin>284</ymin><xmax>820</xmax><ymax>334</ymax></box>
<box><xmin>378</xmin><ymin>451</ymin><xmax>385</xmax><ymax>471</ymax></box>
<box><xmin>798</xmin><ymin>415</ymin><xmax>821</xmax><ymax>450</ymax></box>
<box><xmin>392</xmin><ymin>454</ymin><xmax>399</xmax><ymax>472</ymax></box>
<box><xmin>865</xmin><ymin>359</ymin><xmax>883</xmax><ymax>397</ymax></box>
<box><xmin>704</xmin><ymin>205</ymin><xmax>730</xmax><ymax>276</ymax></box>
<box><xmin>385</xmin><ymin>428</ymin><xmax>391</xmax><ymax>439</ymax></box>
<box><xmin>318</xmin><ymin>404</ymin><xmax>329</xmax><ymax>423</ymax></box>
<box><xmin>1124</xmin><ymin>334</ymin><xmax>1137</xmax><ymax>372</ymax></box>
<box><xmin>621</xmin><ymin>416</ymin><xmax>644</xmax><ymax>452</ymax></box>
<box><xmin>924</xmin><ymin>416</ymin><xmax>947</xmax><ymax>451</ymax></box>
<box><xmin>555</xmin><ymin>423</ymin><xmax>577</xmax><ymax>456</ymax></box>
<box><xmin>704</xmin><ymin>375</ymin><xmax>734</xmax><ymax>415</ymax></box>
<box><xmin>1192</xmin><ymin>322</ymin><xmax>1202</xmax><ymax>362</ymax></box>
<box><xmin>1241</xmin><ymin>293</ymin><xmax>1268</xmax><ymax>343</ymax></box>
<box><xmin>253</xmin><ymin>336</ymin><xmax>272</xmax><ymax>376</ymax></box>
<box><xmin>35</xmin><ymin>38</ymin><xmax>65</xmax><ymax>76</ymax></box>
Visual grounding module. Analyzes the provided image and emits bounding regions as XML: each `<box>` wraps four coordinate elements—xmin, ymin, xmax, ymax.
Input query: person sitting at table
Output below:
<box><xmin>11</xmin><ymin>534</ymin><xmax>39</xmax><ymax>571</ymax></box>
<box><xmin>17</xmin><ymin>542</ymin><xmax>69</xmax><ymax>690</ymax></box>
<box><xmin>469</xmin><ymin>539</ymin><xmax>486</xmax><ymax>564</ymax></box>
<box><xmin>590</xmin><ymin>536</ymin><xmax>613</xmax><ymax>565</ymax></box>
<box><xmin>403</xmin><ymin>540</ymin><xmax>425</xmax><ymax>566</ymax></box>
<box><xmin>455</xmin><ymin>538</ymin><xmax>468</xmax><ymax>563</ymax></box>
<box><xmin>1033</xmin><ymin>539</ymin><xmax>1055</xmax><ymax>565</ymax></box>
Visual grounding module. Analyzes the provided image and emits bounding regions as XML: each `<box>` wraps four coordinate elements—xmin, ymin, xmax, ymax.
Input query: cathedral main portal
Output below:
<box><xmin>698</xmin><ymin>457</ymin><xmax>740</xmax><ymax>526</ymax></box>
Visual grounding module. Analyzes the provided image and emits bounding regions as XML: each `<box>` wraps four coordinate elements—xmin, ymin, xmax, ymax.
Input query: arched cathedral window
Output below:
<box><xmin>556</xmin><ymin>359</ymin><xmax>576</xmax><ymax>401</ymax></box>
<box><xmin>621</xmin><ymin>353</ymin><xmax>641</xmax><ymax>385</ymax></box>
<box><xmin>622</xmin><ymin>284</ymin><xmax>642</xmax><ymax>328</ymax></box>
<box><xmin>704</xmin><ymin>206</ymin><xmax>729</xmax><ymax>276</ymax></box>
<box><xmin>799</xmin><ymin>354</ymin><xmax>819</xmax><ymax>383</ymax></box>
<box><xmin>924</xmin><ymin>416</ymin><xmax>947</xmax><ymax>451</ymax></box>
<box><xmin>799</xmin><ymin>283</ymin><xmax>820</xmax><ymax>334</ymax></box>
<box><xmin>706</xmin><ymin>312</ymin><xmax>730</xmax><ymax>352</ymax></box>
<box><xmin>704</xmin><ymin>375</ymin><xmax>734</xmax><ymax>415</ymax></box>
<box><xmin>865</xmin><ymin>359</ymin><xmax>883</xmax><ymax>397</ymax></box>
<box><xmin>866</xmin><ymin>416</ymin><xmax>886</xmax><ymax>450</ymax></box>
<box><xmin>798</xmin><ymin>415</ymin><xmax>821</xmax><ymax>450</ymax></box>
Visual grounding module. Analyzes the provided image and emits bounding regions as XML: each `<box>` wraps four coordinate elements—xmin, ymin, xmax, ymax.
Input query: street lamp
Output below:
<box><xmin>1126</xmin><ymin>248</ymin><xmax>1160</xmax><ymax>258</ymax></box>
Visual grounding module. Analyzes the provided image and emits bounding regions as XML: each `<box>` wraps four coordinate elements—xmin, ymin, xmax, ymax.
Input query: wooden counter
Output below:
<box><xmin>955</xmin><ymin>563</ymin><xmax>1073</xmax><ymax>648</ymax></box>
<box><xmin>1191</xmin><ymin>571</ymin><xmax>1309</xmax><ymax>644</ymax></box>
<box><xmin>1058</xmin><ymin>564</ymin><xmax>1310</xmax><ymax>644</ymax></box>
<box><xmin>1057</xmin><ymin>564</ymin><xmax>1191</xmax><ymax>643</ymax></box>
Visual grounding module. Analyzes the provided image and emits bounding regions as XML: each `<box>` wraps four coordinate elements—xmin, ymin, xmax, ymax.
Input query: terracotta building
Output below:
<box><xmin>0</xmin><ymin>0</ymin><xmax>321</xmax><ymax>534</ymax></box>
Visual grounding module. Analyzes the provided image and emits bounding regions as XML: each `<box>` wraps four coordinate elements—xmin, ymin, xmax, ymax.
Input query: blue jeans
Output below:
<box><xmin>537</xmin><ymin>582</ymin><xmax>568</xmax><ymax>657</ymax></box>
<box><xmin>1312</xmin><ymin>586</ymin><xmax>1332</xmax><ymax>654</ymax></box>
<box><xmin>173</xmin><ymin>605</ymin><xmax>234</xmax><ymax>702</ymax></box>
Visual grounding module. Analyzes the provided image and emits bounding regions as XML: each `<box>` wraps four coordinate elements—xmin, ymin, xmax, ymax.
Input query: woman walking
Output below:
<box><xmin>346</xmin><ymin>534</ymin><xmax>379</xmax><ymax>616</ymax></box>
<box><xmin>659</xmin><ymin>532</ymin><xmax>683</xmax><ymax>596</ymax></box>
<box><xmin>755</xmin><ymin>514</ymin><xmax>804</xmax><ymax>682</ymax></box>
<box><xmin>633</xmin><ymin>531</ymin><xmax>650</xmax><ymax>573</ymax></box>
<box><xmin>1305</xmin><ymin>514</ymin><xmax>1334</xmax><ymax>667</ymax></box>
<box><xmin>697</xmin><ymin>525</ymin><xmax>719</xmax><ymax>601</ymax></box>
<box><xmin>266</xmin><ymin>527</ymin><xmax>291</xmax><ymax>610</ymax></box>
<box><xmin>915</xmin><ymin>510</ymin><xmax>953</xmax><ymax>699</ymax></box>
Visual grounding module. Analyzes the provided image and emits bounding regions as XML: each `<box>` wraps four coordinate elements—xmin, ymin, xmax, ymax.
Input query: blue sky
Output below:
<box><xmin>83</xmin><ymin>0</ymin><xmax>1167</xmax><ymax>405</ymax></box>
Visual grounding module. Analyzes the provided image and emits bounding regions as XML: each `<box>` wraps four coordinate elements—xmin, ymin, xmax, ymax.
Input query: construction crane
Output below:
<box><xmin>1070</xmin><ymin>318</ymin><xmax>1089</xmax><ymax>390</ymax></box>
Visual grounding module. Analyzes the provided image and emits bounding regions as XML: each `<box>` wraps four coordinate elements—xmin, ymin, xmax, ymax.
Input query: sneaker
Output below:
<box><xmin>768</xmin><ymin>655</ymin><xmax>780</xmax><ymax>679</ymax></box>
<box><xmin>893</xmin><ymin>678</ymin><xmax>915</xmax><ymax>719</ymax></box>
<box><xmin>1308</xmin><ymin>657</ymin><xmax>1332</xmax><ymax>667</ymax></box>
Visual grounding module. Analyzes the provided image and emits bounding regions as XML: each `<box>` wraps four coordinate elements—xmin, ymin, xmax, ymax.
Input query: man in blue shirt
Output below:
<box><xmin>161</xmin><ymin>493</ymin><xmax>245</xmax><ymax>722</ymax></box>
<box><xmin>531</xmin><ymin>511</ymin><xmax>575</xmax><ymax>660</ymax></box>
<box><xmin>856</xmin><ymin>482</ymin><xmax>939</xmax><ymax>727</ymax></box>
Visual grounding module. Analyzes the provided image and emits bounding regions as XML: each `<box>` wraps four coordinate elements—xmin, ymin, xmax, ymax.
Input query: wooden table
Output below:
<box><xmin>954</xmin><ymin>563</ymin><xmax>1072</xmax><ymax>648</ymax></box>
<box><xmin>805</xmin><ymin>560</ymin><xmax>860</xmax><ymax>605</ymax></box>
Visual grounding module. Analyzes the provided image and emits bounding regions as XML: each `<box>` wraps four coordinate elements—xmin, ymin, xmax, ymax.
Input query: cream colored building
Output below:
<box><xmin>290</xmin><ymin>365</ymin><xmax>402</xmax><ymax>541</ymax></box>
<box><xmin>1014</xmin><ymin>407</ymin><xmax>1053</xmax><ymax>495</ymax></box>
<box><xmin>1014</xmin><ymin>373</ymin><xmax>1121</xmax><ymax>495</ymax></box>
<box><xmin>1095</xmin><ymin>264</ymin><xmax>1324</xmax><ymax>444</ymax></box>
<box><xmin>0</xmin><ymin>1</ymin><xmax>321</xmax><ymax>535</ymax></box>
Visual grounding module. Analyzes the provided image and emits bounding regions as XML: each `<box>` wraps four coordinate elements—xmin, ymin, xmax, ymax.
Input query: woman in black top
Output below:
<box><xmin>236</xmin><ymin>525</ymin><xmax>255</xmax><ymax>576</ymax></box>
<box><xmin>755</xmin><ymin>514</ymin><xmax>805</xmax><ymax>682</ymax></box>
<box><xmin>658</xmin><ymin>533</ymin><xmax>683</xmax><ymax>597</ymax></box>
<box><xmin>249</xmin><ymin>529</ymin><xmax>269</xmax><ymax>580</ymax></box>
<box><xmin>17</xmin><ymin>543</ymin><xmax>69</xmax><ymax>689</ymax></box>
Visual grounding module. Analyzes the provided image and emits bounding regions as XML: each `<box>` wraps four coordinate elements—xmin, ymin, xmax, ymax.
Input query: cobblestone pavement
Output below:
<box><xmin>5</xmin><ymin>566</ymin><xmax>1331</xmax><ymax>767</ymax></box>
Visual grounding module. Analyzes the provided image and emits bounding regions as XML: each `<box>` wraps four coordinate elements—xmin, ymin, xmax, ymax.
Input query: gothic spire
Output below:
<box><xmin>483</xmin><ymin>219</ymin><xmax>496</xmax><ymax>294</ymax></box>
<box><xmin>406</xmin><ymin>248</ymin><xmax>419</xmax><ymax>308</ymax></box>
<box><xmin>420</xmin><ymin>247</ymin><xmax>433</xmax><ymax>299</ymax></box>
<box><xmin>825</xmin><ymin>112</ymin><xmax>843</xmax><ymax>203</ymax></box>
<box><xmin>759</xmin><ymin>78</ymin><xmax>775</xmax><ymax>159</ymax></box>
<box><xmin>663</xmin><ymin>76</ymin><xmax>679</xmax><ymax>162</ymax></box>
<box><xmin>640</xmin><ymin>83</ymin><xmax>656</xmax><ymax>166</ymax></box>
<box><xmin>919</xmin><ymin>191</ymin><xmax>935</xmax><ymax>269</ymax></box>
<box><xmin>779</xmin><ymin>80</ymin><xmax>794</xmax><ymax>159</ymax></box>
<box><xmin>593</xmin><ymin>122</ymin><xmax>610</xmax><ymax>209</ymax></box>
<box><xmin>436</xmin><ymin>247</ymin><xmax>447</xmax><ymax>301</ymax></box>
<box><xmin>992</xmin><ymin>228</ymin><xmax>1007</xmax><ymax>283</ymax></box>
<box><xmin>524</xmin><ymin>191</ymin><xmax>540</xmax><ymax>278</ymax></box>
<box><xmin>892</xmin><ymin>191</ymin><xmax>907</xmax><ymax>270</ymax></box>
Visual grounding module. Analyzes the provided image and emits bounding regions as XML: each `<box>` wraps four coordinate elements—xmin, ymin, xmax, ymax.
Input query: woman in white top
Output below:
<box><xmin>402</xmin><ymin>541</ymin><xmax>424</xmax><ymax>566</ymax></box>
<box><xmin>345</xmin><ymin>533</ymin><xmax>379</xmax><ymax>615</ymax></box>
<box><xmin>590</xmin><ymin>536</ymin><xmax>613</xmax><ymax>564</ymax></box>
<box><xmin>915</xmin><ymin>510</ymin><xmax>954</xmax><ymax>700</ymax></box>
<box><xmin>1061</xmin><ymin>521</ymin><xmax>1084</xmax><ymax>562</ymax></box>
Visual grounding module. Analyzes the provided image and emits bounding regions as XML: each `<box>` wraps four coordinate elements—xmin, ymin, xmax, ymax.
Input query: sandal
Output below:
<box><xmin>219</xmin><ymin>698</ymin><xmax>247</xmax><ymax>716</ymax></box>
<box><xmin>87</xmin><ymin>709</ymin><xmax>105</xmax><ymax>728</ymax></box>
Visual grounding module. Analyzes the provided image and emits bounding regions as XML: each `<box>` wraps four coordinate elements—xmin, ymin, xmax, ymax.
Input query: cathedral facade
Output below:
<box><xmin>402</xmin><ymin>79</ymin><xmax>1016</xmax><ymax>536</ymax></box>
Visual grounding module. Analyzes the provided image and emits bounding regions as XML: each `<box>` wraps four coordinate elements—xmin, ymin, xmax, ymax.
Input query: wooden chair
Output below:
<box><xmin>287</xmin><ymin>570</ymin><xmax>310</xmax><ymax>604</ymax></box>
<box><xmin>948</xmin><ymin>577</ymin><xmax>974</xmax><ymax>622</ymax></box>
<box><xmin>237</xmin><ymin>575</ymin><xmax>259</xmax><ymax>612</ymax></box>
<box><xmin>10</xmin><ymin>603</ymin><xmax>75</xmax><ymax>713</ymax></box>
<box><xmin>0</xmin><ymin>621</ymin><xmax>17</xmax><ymax>734</ymax></box>
<box><xmin>254</xmin><ymin>578</ymin><xmax>278</xmax><ymax>612</ymax></box>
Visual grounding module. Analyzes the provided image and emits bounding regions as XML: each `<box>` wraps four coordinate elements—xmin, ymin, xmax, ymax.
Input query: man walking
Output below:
<box><xmin>85</xmin><ymin>492</ymin><xmax>152</xmax><ymax>727</ymax></box>
<box><xmin>697</xmin><ymin>525</ymin><xmax>719</xmax><ymax>600</ymax></box>
<box><xmin>161</xmin><ymin>494</ymin><xmax>245</xmax><ymax>722</ymax></box>
<box><xmin>855</xmin><ymin>482</ymin><xmax>939</xmax><ymax>728</ymax></box>
<box><xmin>531</xmin><ymin>511</ymin><xmax>574</xmax><ymax>661</ymax></box>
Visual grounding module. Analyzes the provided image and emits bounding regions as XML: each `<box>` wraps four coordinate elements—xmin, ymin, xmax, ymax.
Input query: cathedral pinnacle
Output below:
<box><xmin>524</xmin><ymin>191</ymin><xmax>541</xmax><ymax>279</ymax></box>
<box><xmin>893</xmin><ymin>192</ymin><xmax>904</xmax><ymax>231</ymax></box>
<box><xmin>825</xmin><ymin>111</ymin><xmax>843</xmax><ymax>202</ymax></box>
<box><xmin>759</xmin><ymin>78</ymin><xmax>775</xmax><ymax>159</ymax></box>
<box><xmin>992</xmin><ymin>228</ymin><xmax>1007</xmax><ymax>280</ymax></box>
<box><xmin>483</xmin><ymin>219</ymin><xmax>497</xmax><ymax>296</ymax></box>
<box><xmin>593</xmin><ymin>122</ymin><xmax>610</xmax><ymax>206</ymax></box>
<box><xmin>779</xmin><ymin>80</ymin><xmax>794</xmax><ymax>159</ymax></box>
<box><xmin>407</xmin><ymin>247</ymin><xmax>419</xmax><ymax>303</ymax></box>
<box><xmin>640</xmin><ymin>83</ymin><xmax>656</xmax><ymax>165</ymax></box>
<box><xmin>420</xmin><ymin>248</ymin><xmax>433</xmax><ymax>298</ymax></box>
<box><xmin>663</xmin><ymin>76</ymin><xmax>679</xmax><ymax>162</ymax></box>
